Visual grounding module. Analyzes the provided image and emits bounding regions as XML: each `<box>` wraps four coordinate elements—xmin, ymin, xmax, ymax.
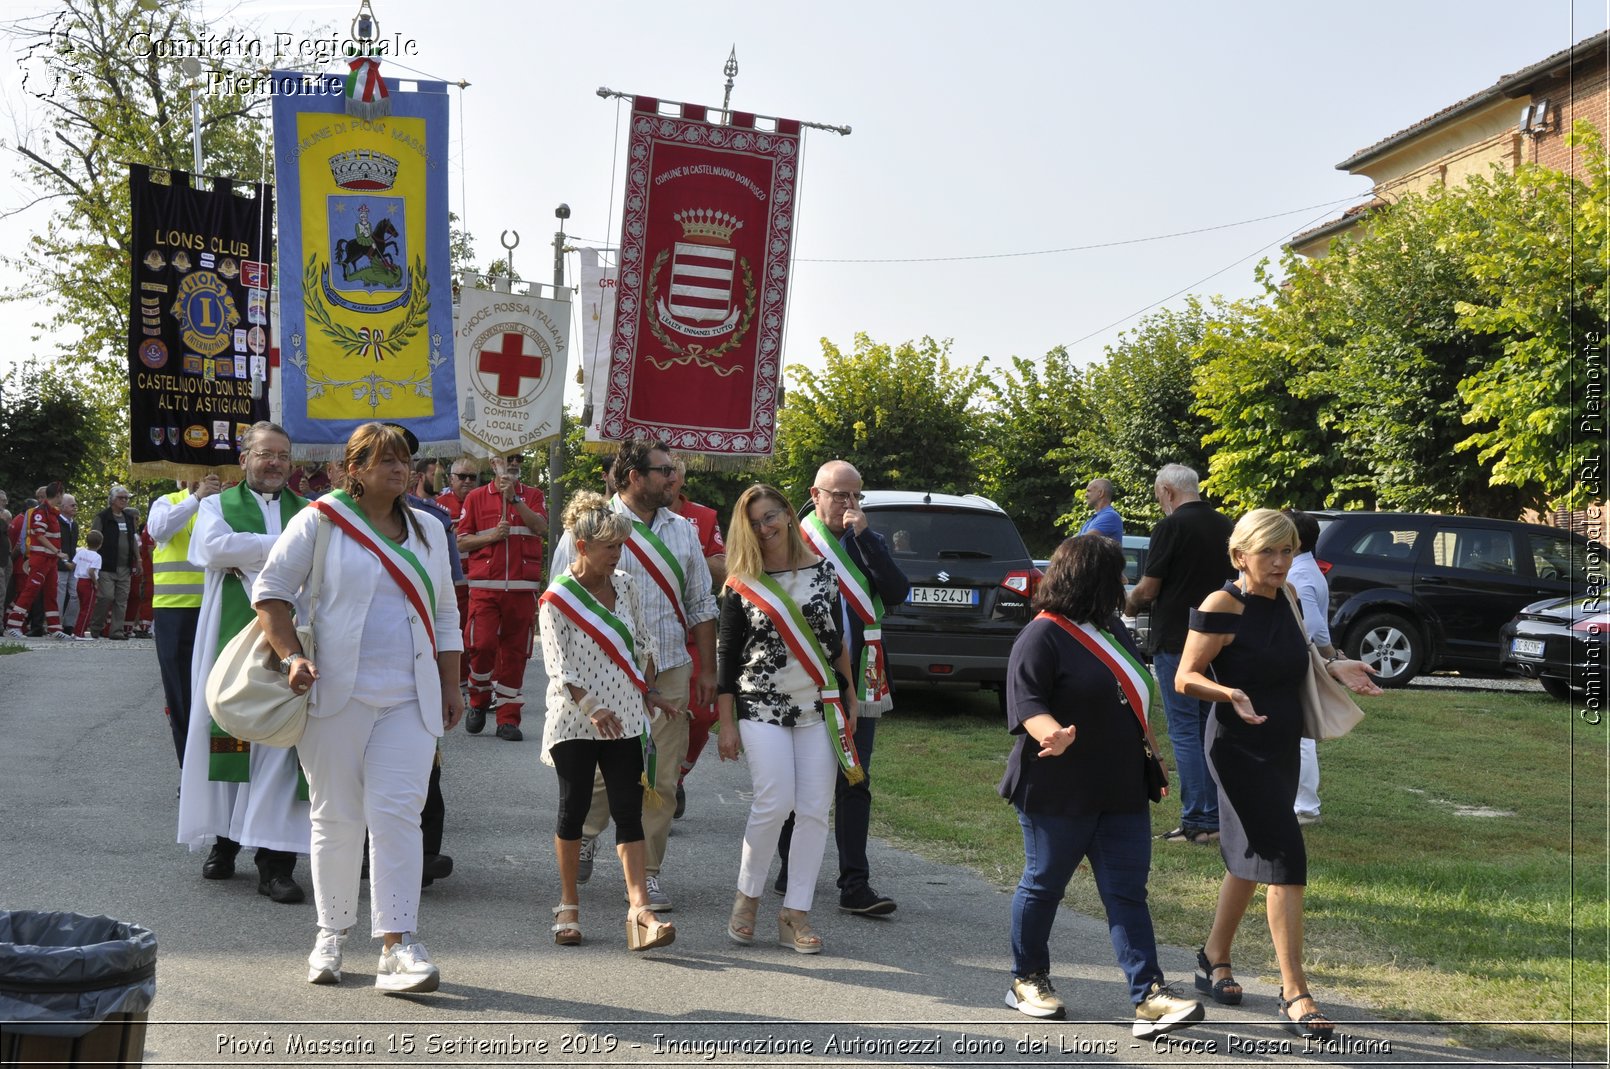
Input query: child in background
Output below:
<box><xmin>72</xmin><ymin>530</ymin><xmax>103</xmax><ymax>640</ymax></box>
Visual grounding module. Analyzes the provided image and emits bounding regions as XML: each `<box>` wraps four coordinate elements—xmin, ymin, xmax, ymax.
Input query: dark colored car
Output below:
<box><xmin>1313</xmin><ymin>511</ymin><xmax>1593</xmax><ymax>687</ymax></box>
<box><xmin>829</xmin><ymin>490</ymin><xmax>1040</xmax><ymax>704</ymax></box>
<box><xmin>1499</xmin><ymin>595</ymin><xmax>1608</xmax><ymax>702</ymax></box>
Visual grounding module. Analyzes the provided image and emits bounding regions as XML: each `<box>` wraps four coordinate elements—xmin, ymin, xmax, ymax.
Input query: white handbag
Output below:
<box><xmin>1283</xmin><ymin>586</ymin><xmax>1365</xmax><ymax>740</ymax></box>
<box><xmin>205</xmin><ymin>514</ymin><xmax>331</xmax><ymax>748</ymax></box>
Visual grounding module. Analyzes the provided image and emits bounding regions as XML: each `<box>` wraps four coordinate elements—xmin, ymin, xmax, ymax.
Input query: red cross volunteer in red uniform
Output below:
<box><xmin>434</xmin><ymin>459</ymin><xmax>478</xmax><ymax>687</ymax></box>
<box><xmin>457</xmin><ymin>455</ymin><xmax>549</xmax><ymax>740</ymax></box>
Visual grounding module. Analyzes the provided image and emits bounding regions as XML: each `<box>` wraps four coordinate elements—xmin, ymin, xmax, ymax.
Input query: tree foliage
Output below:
<box><xmin>0</xmin><ymin>361</ymin><xmax>117</xmax><ymax>500</ymax></box>
<box><xmin>773</xmin><ymin>335</ymin><xmax>989</xmax><ymax>503</ymax></box>
<box><xmin>979</xmin><ymin>347</ymin><xmax>1093</xmax><ymax>555</ymax></box>
<box><xmin>1082</xmin><ymin>301</ymin><xmax>1223</xmax><ymax>529</ymax></box>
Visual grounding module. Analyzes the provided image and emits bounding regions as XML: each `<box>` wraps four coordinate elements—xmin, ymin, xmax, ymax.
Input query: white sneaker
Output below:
<box><xmin>576</xmin><ymin>835</ymin><xmax>595</xmax><ymax>883</ymax></box>
<box><xmin>3</xmin><ymin>628</ymin><xmax>25</xmax><ymax>639</ymax></box>
<box><xmin>643</xmin><ymin>874</ymin><xmax>672</xmax><ymax>912</ymax></box>
<box><xmin>72</xmin><ymin>635</ymin><xmax>95</xmax><ymax>642</ymax></box>
<box><xmin>1133</xmin><ymin>980</ymin><xmax>1205</xmax><ymax>1038</ymax></box>
<box><xmin>375</xmin><ymin>934</ymin><xmax>439</xmax><ymax>994</ymax></box>
<box><xmin>307</xmin><ymin>927</ymin><xmax>349</xmax><ymax>984</ymax></box>
<box><xmin>49</xmin><ymin>630</ymin><xmax>71</xmax><ymax>640</ymax></box>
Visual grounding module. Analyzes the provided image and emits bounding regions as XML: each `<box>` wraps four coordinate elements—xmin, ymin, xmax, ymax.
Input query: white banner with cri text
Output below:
<box><xmin>455</xmin><ymin>282</ymin><xmax>570</xmax><ymax>455</ymax></box>
<box><xmin>579</xmin><ymin>247</ymin><xmax>617</xmax><ymax>445</ymax></box>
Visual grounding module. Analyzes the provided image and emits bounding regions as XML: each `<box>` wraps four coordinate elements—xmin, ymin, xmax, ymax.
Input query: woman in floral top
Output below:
<box><xmin>717</xmin><ymin>484</ymin><xmax>857</xmax><ymax>954</ymax></box>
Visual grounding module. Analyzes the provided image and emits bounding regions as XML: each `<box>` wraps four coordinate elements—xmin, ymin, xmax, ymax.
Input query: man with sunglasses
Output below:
<box><xmin>457</xmin><ymin>454</ymin><xmax>548</xmax><ymax>741</ymax></box>
<box><xmin>551</xmin><ymin>438</ymin><xmax>718</xmax><ymax>912</ymax></box>
<box><xmin>777</xmin><ymin>460</ymin><xmax>910</xmax><ymax>916</ymax></box>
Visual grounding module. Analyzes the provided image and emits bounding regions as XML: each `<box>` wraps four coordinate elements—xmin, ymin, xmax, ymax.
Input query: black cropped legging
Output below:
<box><xmin>550</xmin><ymin>736</ymin><xmax>645</xmax><ymax>843</ymax></box>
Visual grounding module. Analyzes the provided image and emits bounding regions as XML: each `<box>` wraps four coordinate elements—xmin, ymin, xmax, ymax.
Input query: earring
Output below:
<box><xmin>351</xmin><ymin>481</ymin><xmax>364</xmax><ymax>499</ymax></box>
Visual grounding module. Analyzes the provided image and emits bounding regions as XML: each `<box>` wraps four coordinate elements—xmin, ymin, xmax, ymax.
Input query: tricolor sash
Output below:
<box><xmin>726</xmin><ymin>571</ymin><xmax>864</xmax><ymax>785</ymax></box>
<box><xmin>1039</xmin><ymin>612</ymin><xmax>1168</xmax><ymax>795</ymax></box>
<box><xmin>540</xmin><ymin>573</ymin><xmax>657</xmax><ymax>791</ymax></box>
<box><xmin>615</xmin><ymin>497</ymin><xmax>688</xmax><ymax>633</ymax></box>
<box><xmin>209</xmin><ymin>484</ymin><xmax>307</xmax><ymax>785</ymax></box>
<box><xmin>310</xmin><ymin>490</ymin><xmax>439</xmax><ymax>654</ymax></box>
<box><xmin>800</xmin><ymin>514</ymin><xmax>889</xmax><ymax>703</ymax></box>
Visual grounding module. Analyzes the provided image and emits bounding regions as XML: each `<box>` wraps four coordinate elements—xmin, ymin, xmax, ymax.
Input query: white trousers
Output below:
<box><xmin>1295</xmin><ymin>737</ymin><xmax>1321</xmax><ymax>817</ymax></box>
<box><xmin>735</xmin><ymin>717</ymin><xmax>835</xmax><ymax>912</ymax></box>
<box><xmin>298</xmin><ymin>698</ymin><xmax>433</xmax><ymax>937</ymax></box>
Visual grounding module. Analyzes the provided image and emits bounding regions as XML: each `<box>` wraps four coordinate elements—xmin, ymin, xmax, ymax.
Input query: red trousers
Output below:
<box><xmin>465</xmin><ymin>588</ymin><xmax>537</xmax><ymax>726</ymax></box>
<box><xmin>74</xmin><ymin>578</ymin><xmax>97</xmax><ymax>637</ymax></box>
<box><xmin>456</xmin><ymin>585</ymin><xmax>470</xmax><ymax>684</ymax></box>
<box><xmin>681</xmin><ymin>642</ymin><xmax>718</xmax><ymax>782</ymax></box>
<box><xmin>6</xmin><ymin>555</ymin><xmax>61</xmax><ymax>634</ymax></box>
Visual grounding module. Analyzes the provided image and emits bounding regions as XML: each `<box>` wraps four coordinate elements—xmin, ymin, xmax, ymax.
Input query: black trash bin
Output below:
<box><xmin>0</xmin><ymin>911</ymin><xmax>156</xmax><ymax>1068</ymax></box>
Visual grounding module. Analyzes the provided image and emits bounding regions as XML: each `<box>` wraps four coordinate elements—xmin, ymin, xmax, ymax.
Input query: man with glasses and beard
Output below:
<box><xmin>177</xmin><ymin>421</ymin><xmax>310</xmax><ymax>904</ymax></box>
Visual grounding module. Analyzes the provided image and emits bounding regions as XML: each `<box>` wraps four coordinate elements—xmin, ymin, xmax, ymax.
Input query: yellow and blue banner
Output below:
<box><xmin>270</xmin><ymin>71</ymin><xmax>457</xmax><ymax>457</ymax></box>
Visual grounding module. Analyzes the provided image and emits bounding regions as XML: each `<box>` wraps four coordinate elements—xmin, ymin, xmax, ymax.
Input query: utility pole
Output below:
<box><xmin>548</xmin><ymin>203</ymin><xmax>570</xmax><ymax>573</ymax></box>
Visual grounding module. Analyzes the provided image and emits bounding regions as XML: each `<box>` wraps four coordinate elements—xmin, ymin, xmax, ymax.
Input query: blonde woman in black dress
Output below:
<box><xmin>1174</xmin><ymin>509</ymin><xmax>1379</xmax><ymax>1040</ymax></box>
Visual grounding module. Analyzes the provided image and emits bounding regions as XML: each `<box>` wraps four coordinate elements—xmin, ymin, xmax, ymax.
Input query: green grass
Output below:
<box><xmin>0</xmin><ymin>642</ymin><xmax>27</xmax><ymax>655</ymax></box>
<box><xmin>873</xmin><ymin>684</ymin><xmax>1608</xmax><ymax>1056</ymax></box>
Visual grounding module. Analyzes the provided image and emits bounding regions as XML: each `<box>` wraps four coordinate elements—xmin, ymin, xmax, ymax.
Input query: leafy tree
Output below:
<box><xmin>773</xmin><ymin>334</ymin><xmax>989</xmax><ymax>503</ymax></box>
<box><xmin>1082</xmin><ymin>300</ymin><xmax>1223</xmax><ymax>529</ymax></box>
<box><xmin>3</xmin><ymin>0</ymin><xmax>275</xmax><ymax>374</ymax></box>
<box><xmin>1452</xmin><ymin>123</ymin><xmax>1608</xmax><ymax>510</ymax></box>
<box><xmin>0</xmin><ymin>361</ymin><xmax>116</xmax><ymax>500</ymax></box>
<box><xmin>979</xmin><ymin>346</ymin><xmax>1095</xmax><ymax>555</ymax></box>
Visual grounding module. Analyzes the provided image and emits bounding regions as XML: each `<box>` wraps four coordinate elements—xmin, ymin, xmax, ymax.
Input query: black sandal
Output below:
<box><xmin>1194</xmin><ymin>946</ymin><xmax>1243</xmax><ymax>1005</ymax></box>
<box><xmin>1277</xmin><ymin>989</ymin><xmax>1335</xmax><ymax>1040</ymax></box>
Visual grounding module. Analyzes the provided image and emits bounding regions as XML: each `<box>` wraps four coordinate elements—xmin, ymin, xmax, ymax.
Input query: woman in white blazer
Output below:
<box><xmin>254</xmin><ymin>422</ymin><xmax>463</xmax><ymax>994</ymax></box>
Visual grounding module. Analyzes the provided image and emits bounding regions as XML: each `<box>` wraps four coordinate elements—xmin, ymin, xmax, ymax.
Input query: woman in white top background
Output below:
<box><xmin>254</xmin><ymin>422</ymin><xmax>462</xmax><ymax>994</ymax></box>
<box><xmin>539</xmin><ymin>491</ymin><xmax>675</xmax><ymax>951</ymax></box>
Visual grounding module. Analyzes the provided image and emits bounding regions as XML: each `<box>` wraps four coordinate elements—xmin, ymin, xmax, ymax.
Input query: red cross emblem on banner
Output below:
<box><xmin>478</xmin><ymin>332</ymin><xmax>544</xmax><ymax>397</ymax></box>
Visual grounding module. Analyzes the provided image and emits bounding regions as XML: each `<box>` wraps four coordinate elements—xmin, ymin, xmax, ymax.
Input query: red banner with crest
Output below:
<box><xmin>599</xmin><ymin>99</ymin><xmax>800</xmax><ymax>460</ymax></box>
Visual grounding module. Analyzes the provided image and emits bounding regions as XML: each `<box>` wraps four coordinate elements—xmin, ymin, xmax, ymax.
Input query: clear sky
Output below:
<box><xmin>0</xmin><ymin>0</ymin><xmax>1604</xmax><ymax>392</ymax></box>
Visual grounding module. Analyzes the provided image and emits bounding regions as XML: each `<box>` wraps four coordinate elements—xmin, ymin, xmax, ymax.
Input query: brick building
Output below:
<box><xmin>1292</xmin><ymin>31</ymin><xmax>1608</xmax><ymax>257</ymax></box>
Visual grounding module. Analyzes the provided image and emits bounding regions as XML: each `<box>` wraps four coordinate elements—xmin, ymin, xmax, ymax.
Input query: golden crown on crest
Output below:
<box><xmin>329</xmin><ymin>149</ymin><xmax>400</xmax><ymax>191</ymax></box>
<box><xmin>674</xmin><ymin>208</ymin><xmax>743</xmax><ymax>244</ymax></box>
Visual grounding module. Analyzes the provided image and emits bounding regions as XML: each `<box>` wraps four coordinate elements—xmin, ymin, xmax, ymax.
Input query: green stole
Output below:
<box><xmin>209</xmin><ymin>483</ymin><xmax>308</xmax><ymax>788</ymax></box>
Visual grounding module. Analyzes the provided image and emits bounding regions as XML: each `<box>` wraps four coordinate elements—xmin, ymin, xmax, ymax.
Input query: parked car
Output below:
<box><xmin>1499</xmin><ymin>595</ymin><xmax>1608</xmax><ymax>702</ymax></box>
<box><xmin>1312</xmin><ymin>511</ymin><xmax>1593</xmax><ymax>687</ymax></box>
<box><xmin>1037</xmin><ymin>533</ymin><xmax>1150</xmax><ymax>651</ymax></box>
<box><xmin>810</xmin><ymin>490</ymin><xmax>1039</xmax><ymax>707</ymax></box>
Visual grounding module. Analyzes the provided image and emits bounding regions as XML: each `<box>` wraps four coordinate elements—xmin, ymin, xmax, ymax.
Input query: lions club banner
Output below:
<box><xmin>127</xmin><ymin>164</ymin><xmax>273</xmax><ymax>479</ymax></box>
<box><xmin>599</xmin><ymin>99</ymin><xmax>801</xmax><ymax>460</ymax></box>
<box><xmin>271</xmin><ymin>72</ymin><xmax>457</xmax><ymax>458</ymax></box>
<box><xmin>455</xmin><ymin>282</ymin><xmax>570</xmax><ymax>456</ymax></box>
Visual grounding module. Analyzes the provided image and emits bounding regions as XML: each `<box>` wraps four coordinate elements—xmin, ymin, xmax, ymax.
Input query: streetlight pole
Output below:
<box><xmin>548</xmin><ymin>203</ymin><xmax>570</xmax><ymax>573</ymax></box>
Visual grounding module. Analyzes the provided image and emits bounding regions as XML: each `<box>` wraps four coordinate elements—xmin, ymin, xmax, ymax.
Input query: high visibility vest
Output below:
<box><xmin>151</xmin><ymin>490</ymin><xmax>203</xmax><ymax>608</ymax></box>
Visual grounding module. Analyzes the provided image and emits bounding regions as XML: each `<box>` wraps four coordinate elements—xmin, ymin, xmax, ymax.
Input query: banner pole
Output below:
<box><xmin>595</xmin><ymin>86</ymin><xmax>852</xmax><ymax>136</ymax></box>
<box><xmin>548</xmin><ymin>203</ymin><xmax>571</xmax><ymax>578</ymax></box>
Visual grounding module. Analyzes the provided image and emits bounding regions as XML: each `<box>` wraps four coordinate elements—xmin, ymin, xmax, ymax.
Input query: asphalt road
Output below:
<box><xmin>0</xmin><ymin>636</ymin><xmax>1544</xmax><ymax>1067</ymax></box>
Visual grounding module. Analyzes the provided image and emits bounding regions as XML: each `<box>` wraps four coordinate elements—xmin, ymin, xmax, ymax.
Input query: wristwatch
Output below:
<box><xmin>281</xmin><ymin>652</ymin><xmax>309</xmax><ymax>675</ymax></box>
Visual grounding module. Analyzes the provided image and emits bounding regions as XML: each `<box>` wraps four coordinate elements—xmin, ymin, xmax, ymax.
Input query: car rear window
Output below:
<box><xmin>1346</xmin><ymin>527</ymin><xmax>1419</xmax><ymax>560</ymax></box>
<box><xmin>867</xmin><ymin>508</ymin><xmax>1029</xmax><ymax>563</ymax></box>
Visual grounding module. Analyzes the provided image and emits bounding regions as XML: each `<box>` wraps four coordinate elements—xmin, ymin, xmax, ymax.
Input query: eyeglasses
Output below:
<box><xmin>813</xmin><ymin>487</ymin><xmax>864</xmax><ymax>505</ymax></box>
<box><xmin>749</xmin><ymin>507</ymin><xmax>788</xmax><ymax>531</ymax></box>
<box><xmin>248</xmin><ymin>450</ymin><xmax>291</xmax><ymax>463</ymax></box>
<box><xmin>643</xmin><ymin>464</ymin><xmax>677</xmax><ymax>478</ymax></box>
<box><xmin>450</xmin><ymin>472</ymin><xmax>476</xmax><ymax>481</ymax></box>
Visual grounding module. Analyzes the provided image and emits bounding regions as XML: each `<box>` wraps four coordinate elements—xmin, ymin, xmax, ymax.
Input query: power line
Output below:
<box><xmin>564</xmin><ymin>194</ymin><xmax>1370</xmax><ymax>264</ymax></box>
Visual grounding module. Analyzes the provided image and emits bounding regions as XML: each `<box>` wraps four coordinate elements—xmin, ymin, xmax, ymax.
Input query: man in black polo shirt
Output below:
<box><xmin>1125</xmin><ymin>464</ymin><xmax>1235</xmax><ymax>845</ymax></box>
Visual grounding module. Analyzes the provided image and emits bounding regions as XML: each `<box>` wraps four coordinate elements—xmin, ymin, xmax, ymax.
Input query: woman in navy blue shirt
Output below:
<box><xmin>1000</xmin><ymin>535</ymin><xmax>1203</xmax><ymax>1039</ymax></box>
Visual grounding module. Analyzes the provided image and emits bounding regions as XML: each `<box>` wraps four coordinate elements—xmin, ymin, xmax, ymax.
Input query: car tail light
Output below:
<box><xmin>1572</xmin><ymin>616</ymin><xmax>1610</xmax><ymax>635</ymax></box>
<box><xmin>1315</xmin><ymin>557</ymin><xmax>1334</xmax><ymax>576</ymax></box>
<box><xmin>1002</xmin><ymin>567</ymin><xmax>1041</xmax><ymax>598</ymax></box>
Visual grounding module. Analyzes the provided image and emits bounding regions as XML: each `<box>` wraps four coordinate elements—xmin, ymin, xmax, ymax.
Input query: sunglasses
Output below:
<box><xmin>643</xmin><ymin>464</ymin><xmax>677</xmax><ymax>478</ymax></box>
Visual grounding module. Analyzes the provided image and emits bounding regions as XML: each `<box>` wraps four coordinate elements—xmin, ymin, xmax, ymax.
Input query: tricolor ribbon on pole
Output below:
<box><xmin>344</xmin><ymin>54</ymin><xmax>391</xmax><ymax>120</ymax></box>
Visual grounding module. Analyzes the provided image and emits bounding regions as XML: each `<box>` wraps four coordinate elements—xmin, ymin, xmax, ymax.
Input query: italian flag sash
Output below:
<box><xmin>800</xmin><ymin>514</ymin><xmax>889</xmax><ymax>702</ymax></box>
<box><xmin>209</xmin><ymin>483</ymin><xmax>307</xmax><ymax>785</ymax></box>
<box><xmin>311</xmin><ymin>490</ymin><xmax>438</xmax><ymax>655</ymax></box>
<box><xmin>614</xmin><ymin>496</ymin><xmax>687</xmax><ymax>633</ymax></box>
<box><xmin>540</xmin><ymin>573</ymin><xmax>657</xmax><ymax>793</ymax></box>
<box><xmin>1039</xmin><ymin>612</ymin><xmax>1168</xmax><ymax>793</ymax></box>
<box><xmin>726</xmin><ymin>572</ymin><xmax>864</xmax><ymax>785</ymax></box>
